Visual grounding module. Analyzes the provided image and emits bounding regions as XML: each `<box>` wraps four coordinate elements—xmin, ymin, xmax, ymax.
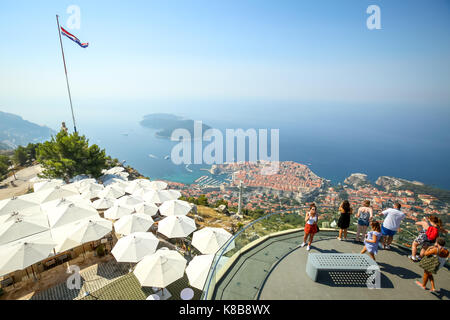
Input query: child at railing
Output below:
<box><xmin>361</xmin><ymin>221</ymin><xmax>382</xmax><ymax>261</ymax></box>
<box><xmin>408</xmin><ymin>215</ymin><xmax>440</xmax><ymax>262</ymax></box>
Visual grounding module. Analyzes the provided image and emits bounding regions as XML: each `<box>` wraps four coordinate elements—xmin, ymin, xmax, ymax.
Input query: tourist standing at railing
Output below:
<box><xmin>337</xmin><ymin>200</ymin><xmax>352</xmax><ymax>241</ymax></box>
<box><xmin>409</xmin><ymin>215</ymin><xmax>441</xmax><ymax>262</ymax></box>
<box><xmin>380</xmin><ymin>202</ymin><xmax>405</xmax><ymax>250</ymax></box>
<box><xmin>360</xmin><ymin>221</ymin><xmax>382</xmax><ymax>261</ymax></box>
<box><xmin>301</xmin><ymin>203</ymin><xmax>319</xmax><ymax>251</ymax></box>
<box><xmin>355</xmin><ymin>200</ymin><xmax>373</xmax><ymax>243</ymax></box>
<box><xmin>415</xmin><ymin>237</ymin><xmax>449</xmax><ymax>292</ymax></box>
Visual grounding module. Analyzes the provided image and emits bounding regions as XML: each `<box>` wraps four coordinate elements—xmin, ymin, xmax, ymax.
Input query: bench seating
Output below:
<box><xmin>306</xmin><ymin>253</ymin><xmax>379</xmax><ymax>282</ymax></box>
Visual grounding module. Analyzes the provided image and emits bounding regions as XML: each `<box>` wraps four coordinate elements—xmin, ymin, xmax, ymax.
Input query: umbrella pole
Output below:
<box><xmin>83</xmin><ymin>244</ymin><xmax>87</xmax><ymax>260</ymax></box>
<box><xmin>31</xmin><ymin>265</ymin><xmax>38</xmax><ymax>280</ymax></box>
<box><xmin>25</xmin><ymin>267</ymin><xmax>30</xmax><ymax>280</ymax></box>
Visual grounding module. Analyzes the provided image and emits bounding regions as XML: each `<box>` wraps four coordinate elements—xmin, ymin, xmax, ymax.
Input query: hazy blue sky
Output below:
<box><xmin>1</xmin><ymin>0</ymin><xmax>450</xmax><ymax>128</ymax></box>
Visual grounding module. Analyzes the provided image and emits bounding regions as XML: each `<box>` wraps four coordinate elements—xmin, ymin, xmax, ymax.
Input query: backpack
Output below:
<box><xmin>426</xmin><ymin>226</ymin><xmax>439</xmax><ymax>242</ymax></box>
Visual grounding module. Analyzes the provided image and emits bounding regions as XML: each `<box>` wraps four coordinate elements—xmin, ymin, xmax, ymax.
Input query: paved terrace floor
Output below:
<box><xmin>212</xmin><ymin>230</ymin><xmax>449</xmax><ymax>300</ymax></box>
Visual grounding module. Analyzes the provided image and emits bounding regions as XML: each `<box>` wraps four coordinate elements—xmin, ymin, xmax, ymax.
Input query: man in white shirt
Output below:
<box><xmin>380</xmin><ymin>202</ymin><xmax>405</xmax><ymax>249</ymax></box>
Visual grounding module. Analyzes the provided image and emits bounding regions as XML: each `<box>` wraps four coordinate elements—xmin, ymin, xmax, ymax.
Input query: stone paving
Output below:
<box><xmin>30</xmin><ymin>259</ymin><xmax>129</xmax><ymax>300</ymax></box>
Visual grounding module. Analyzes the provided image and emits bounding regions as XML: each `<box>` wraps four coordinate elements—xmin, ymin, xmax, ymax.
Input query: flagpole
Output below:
<box><xmin>56</xmin><ymin>14</ymin><xmax>77</xmax><ymax>133</ymax></box>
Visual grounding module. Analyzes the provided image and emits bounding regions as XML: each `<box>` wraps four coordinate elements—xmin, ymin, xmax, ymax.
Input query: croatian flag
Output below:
<box><xmin>61</xmin><ymin>27</ymin><xmax>89</xmax><ymax>48</ymax></box>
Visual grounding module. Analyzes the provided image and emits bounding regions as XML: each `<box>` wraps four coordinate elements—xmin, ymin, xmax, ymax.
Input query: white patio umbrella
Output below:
<box><xmin>103</xmin><ymin>178</ymin><xmax>129</xmax><ymax>189</ymax></box>
<box><xmin>116</xmin><ymin>171</ymin><xmax>129</xmax><ymax>180</ymax></box>
<box><xmin>104</xmin><ymin>205</ymin><xmax>134</xmax><ymax>220</ymax></box>
<box><xmin>92</xmin><ymin>197</ymin><xmax>116</xmax><ymax>210</ymax></box>
<box><xmin>0</xmin><ymin>196</ymin><xmax>40</xmax><ymax>216</ymax></box>
<box><xmin>33</xmin><ymin>179</ymin><xmax>64</xmax><ymax>192</ymax></box>
<box><xmin>99</xmin><ymin>174</ymin><xmax>127</xmax><ymax>184</ymax></box>
<box><xmin>104</xmin><ymin>166</ymin><xmax>125</xmax><ymax>175</ymax></box>
<box><xmin>42</xmin><ymin>196</ymin><xmax>93</xmax><ymax>210</ymax></box>
<box><xmin>165</xmin><ymin>189</ymin><xmax>182</xmax><ymax>200</ymax></box>
<box><xmin>185</xmin><ymin>254</ymin><xmax>229</xmax><ymax>290</ymax></box>
<box><xmin>131</xmin><ymin>187</ymin><xmax>154</xmax><ymax>199</ymax></box>
<box><xmin>111</xmin><ymin>232</ymin><xmax>159</xmax><ymax>263</ymax></box>
<box><xmin>59</xmin><ymin>183</ymin><xmax>82</xmax><ymax>193</ymax></box>
<box><xmin>51</xmin><ymin>217</ymin><xmax>112</xmax><ymax>253</ymax></box>
<box><xmin>44</xmin><ymin>202</ymin><xmax>99</xmax><ymax>228</ymax></box>
<box><xmin>79</xmin><ymin>191</ymin><xmax>100</xmax><ymax>201</ymax></box>
<box><xmin>142</xmin><ymin>190</ymin><xmax>173</xmax><ymax>204</ymax></box>
<box><xmin>79</xmin><ymin>183</ymin><xmax>104</xmax><ymax>195</ymax></box>
<box><xmin>114</xmin><ymin>213</ymin><xmax>154</xmax><ymax>235</ymax></box>
<box><xmin>98</xmin><ymin>185</ymin><xmax>125</xmax><ymax>199</ymax></box>
<box><xmin>192</xmin><ymin>227</ymin><xmax>235</xmax><ymax>255</ymax></box>
<box><xmin>133</xmin><ymin>249</ymin><xmax>187</xmax><ymax>288</ymax></box>
<box><xmin>134</xmin><ymin>202</ymin><xmax>159</xmax><ymax>217</ymax></box>
<box><xmin>0</xmin><ymin>211</ymin><xmax>49</xmax><ymax>245</ymax></box>
<box><xmin>148</xmin><ymin>181</ymin><xmax>168</xmax><ymax>191</ymax></box>
<box><xmin>65</xmin><ymin>193</ymin><xmax>92</xmax><ymax>206</ymax></box>
<box><xmin>159</xmin><ymin>200</ymin><xmax>192</xmax><ymax>217</ymax></box>
<box><xmin>125</xmin><ymin>179</ymin><xmax>152</xmax><ymax>194</ymax></box>
<box><xmin>115</xmin><ymin>195</ymin><xmax>144</xmax><ymax>208</ymax></box>
<box><xmin>21</xmin><ymin>186</ymin><xmax>79</xmax><ymax>204</ymax></box>
<box><xmin>69</xmin><ymin>174</ymin><xmax>91</xmax><ymax>183</ymax></box>
<box><xmin>74</xmin><ymin>178</ymin><xmax>97</xmax><ymax>189</ymax></box>
<box><xmin>0</xmin><ymin>231</ymin><xmax>56</xmax><ymax>277</ymax></box>
<box><xmin>157</xmin><ymin>216</ymin><xmax>196</xmax><ymax>239</ymax></box>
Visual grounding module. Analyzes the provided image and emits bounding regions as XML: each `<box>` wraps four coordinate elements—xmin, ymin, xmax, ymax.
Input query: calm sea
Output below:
<box><xmin>77</xmin><ymin>101</ymin><xmax>450</xmax><ymax>190</ymax></box>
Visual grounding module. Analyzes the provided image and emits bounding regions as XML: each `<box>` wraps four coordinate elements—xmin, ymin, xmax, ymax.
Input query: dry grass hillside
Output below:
<box><xmin>187</xmin><ymin>205</ymin><xmax>253</xmax><ymax>233</ymax></box>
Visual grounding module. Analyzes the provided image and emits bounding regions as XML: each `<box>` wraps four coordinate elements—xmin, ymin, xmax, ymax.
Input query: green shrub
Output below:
<box><xmin>96</xmin><ymin>244</ymin><xmax>106</xmax><ymax>257</ymax></box>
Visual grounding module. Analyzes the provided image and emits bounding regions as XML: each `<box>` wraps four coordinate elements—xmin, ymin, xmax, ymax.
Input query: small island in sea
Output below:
<box><xmin>140</xmin><ymin>113</ymin><xmax>212</xmax><ymax>140</ymax></box>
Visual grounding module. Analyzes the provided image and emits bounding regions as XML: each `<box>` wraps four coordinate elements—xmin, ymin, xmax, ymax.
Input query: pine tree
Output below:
<box><xmin>13</xmin><ymin>146</ymin><xmax>28</xmax><ymax>166</ymax></box>
<box><xmin>37</xmin><ymin>130</ymin><xmax>108</xmax><ymax>182</ymax></box>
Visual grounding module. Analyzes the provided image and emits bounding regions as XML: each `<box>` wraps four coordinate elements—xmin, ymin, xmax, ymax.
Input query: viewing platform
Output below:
<box><xmin>203</xmin><ymin>224</ymin><xmax>449</xmax><ymax>300</ymax></box>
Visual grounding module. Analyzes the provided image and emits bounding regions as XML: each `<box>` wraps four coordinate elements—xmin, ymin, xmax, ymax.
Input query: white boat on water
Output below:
<box><xmin>148</xmin><ymin>154</ymin><xmax>158</xmax><ymax>159</ymax></box>
<box><xmin>185</xmin><ymin>165</ymin><xmax>193</xmax><ymax>173</ymax></box>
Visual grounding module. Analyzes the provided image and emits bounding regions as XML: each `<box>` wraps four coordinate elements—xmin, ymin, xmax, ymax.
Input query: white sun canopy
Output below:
<box><xmin>0</xmin><ymin>211</ymin><xmax>49</xmax><ymax>245</ymax></box>
<box><xmin>51</xmin><ymin>217</ymin><xmax>112</xmax><ymax>253</ymax></box>
<box><xmin>157</xmin><ymin>215</ymin><xmax>196</xmax><ymax>239</ymax></box>
<box><xmin>0</xmin><ymin>196</ymin><xmax>41</xmax><ymax>216</ymax></box>
<box><xmin>92</xmin><ymin>197</ymin><xmax>116</xmax><ymax>210</ymax></box>
<box><xmin>0</xmin><ymin>231</ymin><xmax>56</xmax><ymax>277</ymax></box>
<box><xmin>134</xmin><ymin>202</ymin><xmax>159</xmax><ymax>217</ymax></box>
<box><xmin>113</xmin><ymin>213</ymin><xmax>154</xmax><ymax>235</ymax></box>
<box><xmin>192</xmin><ymin>227</ymin><xmax>235</xmax><ymax>255</ymax></box>
<box><xmin>133</xmin><ymin>248</ymin><xmax>187</xmax><ymax>288</ymax></box>
<box><xmin>159</xmin><ymin>200</ymin><xmax>192</xmax><ymax>217</ymax></box>
<box><xmin>111</xmin><ymin>232</ymin><xmax>159</xmax><ymax>263</ymax></box>
<box><xmin>98</xmin><ymin>185</ymin><xmax>126</xmax><ymax>199</ymax></box>
<box><xmin>185</xmin><ymin>254</ymin><xmax>229</xmax><ymax>290</ymax></box>
<box><xmin>43</xmin><ymin>202</ymin><xmax>99</xmax><ymax>228</ymax></box>
<box><xmin>104</xmin><ymin>205</ymin><xmax>134</xmax><ymax>220</ymax></box>
<box><xmin>21</xmin><ymin>186</ymin><xmax>79</xmax><ymax>204</ymax></box>
<box><xmin>115</xmin><ymin>195</ymin><xmax>144</xmax><ymax>208</ymax></box>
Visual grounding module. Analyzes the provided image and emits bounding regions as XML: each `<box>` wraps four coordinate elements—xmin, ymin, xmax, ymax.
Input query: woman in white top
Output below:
<box><xmin>301</xmin><ymin>203</ymin><xmax>319</xmax><ymax>251</ymax></box>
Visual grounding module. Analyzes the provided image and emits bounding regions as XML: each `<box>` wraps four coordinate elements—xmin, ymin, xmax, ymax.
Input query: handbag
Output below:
<box><xmin>419</xmin><ymin>248</ymin><xmax>441</xmax><ymax>274</ymax></box>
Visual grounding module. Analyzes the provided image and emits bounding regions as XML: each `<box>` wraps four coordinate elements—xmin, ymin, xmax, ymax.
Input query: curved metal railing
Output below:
<box><xmin>200</xmin><ymin>209</ymin><xmax>449</xmax><ymax>299</ymax></box>
<box><xmin>201</xmin><ymin>210</ymin><xmax>304</xmax><ymax>300</ymax></box>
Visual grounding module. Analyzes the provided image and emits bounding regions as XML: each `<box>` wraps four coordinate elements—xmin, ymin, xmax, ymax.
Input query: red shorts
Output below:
<box><xmin>305</xmin><ymin>223</ymin><xmax>317</xmax><ymax>235</ymax></box>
